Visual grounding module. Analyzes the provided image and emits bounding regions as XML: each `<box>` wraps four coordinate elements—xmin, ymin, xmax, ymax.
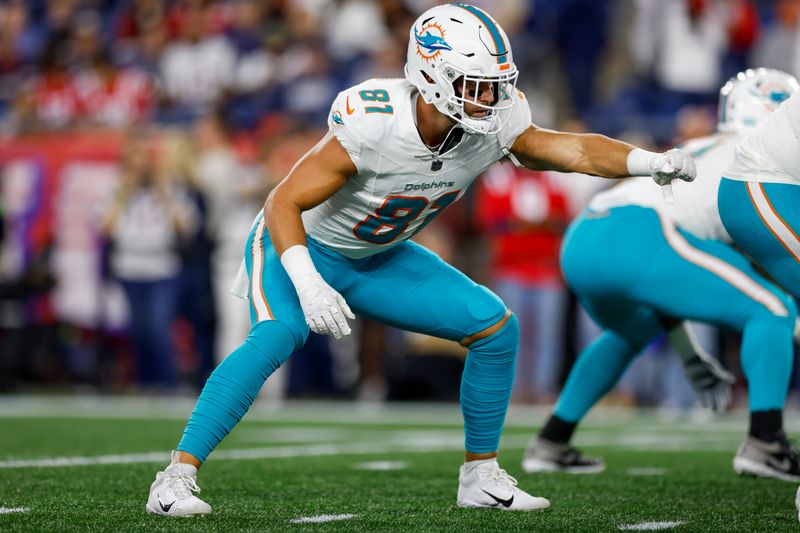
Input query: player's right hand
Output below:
<box><xmin>295</xmin><ymin>273</ymin><xmax>355</xmax><ymax>339</ymax></box>
<box><xmin>649</xmin><ymin>149</ymin><xmax>696</xmax><ymax>186</ymax></box>
<box><xmin>682</xmin><ymin>352</ymin><xmax>735</xmax><ymax>412</ymax></box>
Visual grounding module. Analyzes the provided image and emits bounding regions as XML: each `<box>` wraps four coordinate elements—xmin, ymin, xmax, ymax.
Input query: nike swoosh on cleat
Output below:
<box><xmin>158</xmin><ymin>497</ymin><xmax>175</xmax><ymax>513</ymax></box>
<box><xmin>767</xmin><ymin>457</ymin><xmax>793</xmax><ymax>471</ymax></box>
<box><xmin>481</xmin><ymin>489</ymin><xmax>514</xmax><ymax>508</ymax></box>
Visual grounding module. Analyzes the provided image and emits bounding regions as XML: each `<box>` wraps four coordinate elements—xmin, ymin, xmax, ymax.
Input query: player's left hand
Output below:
<box><xmin>649</xmin><ymin>149</ymin><xmax>696</xmax><ymax>186</ymax></box>
<box><xmin>682</xmin><ymin>351</ymin><xmax>735</xmax><ymax>412</ymax></box>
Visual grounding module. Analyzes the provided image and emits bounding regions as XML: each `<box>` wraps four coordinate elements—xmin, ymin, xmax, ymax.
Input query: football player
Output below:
<box><xmin>523</xmin><ymin>69</ymin><xmax>800</xmax><ymax>483</ymax></box>
<box><xmin>145</xmin><ymin>3</ymin><xmax>695</xmax><ymax>516</ymax></box>
<box><xmin>719</xmin><ymin>75</ymin><xmax>800</xmax><ymax>301</ymax></box>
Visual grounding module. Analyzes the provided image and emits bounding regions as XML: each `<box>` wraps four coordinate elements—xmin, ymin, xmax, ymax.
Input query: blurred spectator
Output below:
<box><xmin>67</xmin><ymin>11</ymin><xmax>104</xmax><ymax>70</ymax></box>
<box><xmin>323</xmin><ymin>0</ymin><xmax>389</xmax><ymax>62</ymax></box>
<box><xmin>158</xmin><ymin>130</ymin><xmax>216</xmax><ymax>388</ymax></box>
<box><xmin>557</xmin><ymin>0</ymin><xmax>611</xmax><ymax>119</ymax></box>
<box><xmin>112</xmin><ymin>0</ymin><xmax>167</xmax><ymax>41</ymax></box>
<box><xmin>13</xmin><ymin>43</ymin><xmax>82</xmax><ymax>131</ymax></box>
<box><xmin>632</xmin><ymin>0</ymin><xmax>729</xmax><ymax>110</ymax></box>
<box><xmin>673</xmin><ymin>104</ymin><xmax>716</xmax><ymax>144</ymax></box>
<box><xmin>0</xmin><ymin>0</ymin><xmax>42</xmax><ymax>68</ymax></box>
<box><xmin>73</xmin><ymin>53</ymin><xmax>155</xmax><ymax>128</ymax></box>
<box><xmin>752</xmin><ymin>0</ymin><xmax>800</xmax><ymax>76</ymax></box>
<box><xmin>101</xmin><ymin>133</ymin><xmax>197</xmax><ymax>390</ymax></box>
<box><xmin>476</xmin><ymin>161</ymin><xmax>570</xmax><ymax>403</ymax></box>
<box><xmin>191</xmin><ymin>111</ymin><xmax>262</xmax><ymax>363</ymax></box>
<box><xmin>159</xmin><ymin>0</ymin><xmax>236</xmax><ymax>120</ymax></box>
<box><xmin>120</xmin><ymin>17</ymin><xmax>169</xmax><ymax>75</ymax></box>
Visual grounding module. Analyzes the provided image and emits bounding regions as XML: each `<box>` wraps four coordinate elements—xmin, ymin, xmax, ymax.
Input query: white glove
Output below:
<box><xmin>682</xmin><ymin>351</ymin><xmax>735</xmax><ymax>412</ymax></box>
<box><xmin>627</xmin><ymin>148</ymin><xmax>696</xmax><ymax>186</ymax></box>
<box><xmin>294</xmin><ymin>272</ymin><xmax>355</xmax><ymax>339</ymax></box>
<box><xmin>281</xmin><ymin>245</ymin><xmax>355</xmax><ymax>339</ymax></box>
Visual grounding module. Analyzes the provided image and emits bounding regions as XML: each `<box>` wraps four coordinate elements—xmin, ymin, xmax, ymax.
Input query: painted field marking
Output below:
<box><xmin>626</xmin><ymin>468</ymin><xmax>668</xmax><ymax>476</ymax></box>
<box><xmin>0</xmin><ymin>507</ymin><xmax>30</xmax><ymax>514</ymax></box>
<box><xmin>354</xmin><ymin>461</ymin><xmax>409</xmax><ymax>471</ymax></box>
<box><xmin>619</xmin><ymin>521</ymin><xmax>686</xmax><ymax>530</ymax></box>
<box><xmin>290</xmin><ymin>514</ymin><xmax>356</xmax><ymax>524</ymax></box>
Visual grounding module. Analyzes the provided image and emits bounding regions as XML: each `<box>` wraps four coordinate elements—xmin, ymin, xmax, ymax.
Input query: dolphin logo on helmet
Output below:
<box><xmin>415</xmin><ymin>28</ymin><xmax>452</xmax><ymax>53</ymax></box>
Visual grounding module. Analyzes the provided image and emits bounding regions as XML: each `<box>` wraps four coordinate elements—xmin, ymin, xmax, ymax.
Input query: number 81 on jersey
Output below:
<box><xmin>353</xmin><ymin>192</ymin><xmax>460</xmax><ymax>244</ymax></box>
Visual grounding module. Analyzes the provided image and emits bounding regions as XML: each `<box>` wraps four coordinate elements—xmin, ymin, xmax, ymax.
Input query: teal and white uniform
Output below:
<box><xmin>179</xmin><ymin>78</ymin><xmax>536</xmax><ymax>460</ymax></box>
<box><xmin>719</xmin><ymin>90</ymin><xmax>800</xmax><ymax>297</ymax></box>
<box><xmin>554</xmin><ymin>134</ymin><xmax>796</xmax><ymax>423</ymax></box>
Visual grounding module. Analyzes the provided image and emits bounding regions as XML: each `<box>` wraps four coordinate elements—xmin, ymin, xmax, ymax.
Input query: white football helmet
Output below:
<box><xmin>404</xmin><ymin>3</ymin><xmax>518</xmax><ymax>135</ymax></box>
<box><xmin>718</xmin><ymin>68</ymin><xmax>799</xmax><ymax>134</ymax></box>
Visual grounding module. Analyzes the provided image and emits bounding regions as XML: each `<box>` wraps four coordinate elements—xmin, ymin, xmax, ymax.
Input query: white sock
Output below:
<box><xmin>463</xmin><ymin>458</ymin><xmax>497</xmax><ymax>471</ymax></box>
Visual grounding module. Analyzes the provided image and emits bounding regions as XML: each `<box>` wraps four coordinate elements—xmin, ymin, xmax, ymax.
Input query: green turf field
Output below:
<box><xmin>0</xmin><ymin>396</ymin><xmax>798</xmax><ymax>532</ymax></box>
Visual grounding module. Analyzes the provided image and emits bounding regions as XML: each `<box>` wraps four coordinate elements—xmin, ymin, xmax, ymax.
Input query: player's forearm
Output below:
<box><xmin>539</xmin><ymin>132</ymin><xmax>635</xmax><ymax>178</ymax></box>
<box><xmin>512</xmin><ymin>129</ymin><xmax>636</xmax><ymax>178</ymax></box>
<box><xmin>263</xmin><ymin>189</ymin><xmax>308</xmax><ymax>258</ymax></box>
<box><xmin>569</xmin><ymin>134</ymin><xmax>637</xmax><ymax>178</ymax></box>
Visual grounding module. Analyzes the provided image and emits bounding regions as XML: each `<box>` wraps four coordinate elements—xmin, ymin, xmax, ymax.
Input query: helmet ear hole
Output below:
<box><xmin>421</xmin><ymin>71</ymin><xmax>435</xmax><ymax>84</ymax></box>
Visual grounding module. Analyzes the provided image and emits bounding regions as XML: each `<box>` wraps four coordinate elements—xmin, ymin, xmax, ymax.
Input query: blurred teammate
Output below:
<box><xmin>523</xmin><ymin>69</ymin><xmax>800</xmax><ymax>482</ymax></box>
<box><xmin>145</xmin><ymin>3</ymin><xmax>694</xmax><ymax>516</ymax></box>
<box><xmin>718</xmin><ymin>76</ymin><xmax>800</xmax><ymax>301</ymax></box>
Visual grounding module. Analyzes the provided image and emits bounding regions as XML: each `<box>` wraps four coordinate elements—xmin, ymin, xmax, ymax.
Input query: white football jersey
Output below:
<box><xmin>301</xmin><ymin>78</ymin><xmax>531</xmax><ymax>258</ymax></box>
<box><xmin>725</xmin><ymin>90</ymin><xmax>800</xmax><ymax>186</ymax></box>
<box><xmin>589</xmin><ymin>134</ymin><xmax>739</xmax><ymax>242</ymax></box>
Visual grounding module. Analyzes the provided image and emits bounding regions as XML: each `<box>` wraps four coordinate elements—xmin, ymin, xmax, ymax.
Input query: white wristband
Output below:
<box><xmin>280</xmin><ymin>245</ymin><xmax>320</xmax><ymax>287</ymax></box>
<box><xmin>626</xmin><ymin>148</ymin><xmax>658</xmax><ymax>176</ymax></box>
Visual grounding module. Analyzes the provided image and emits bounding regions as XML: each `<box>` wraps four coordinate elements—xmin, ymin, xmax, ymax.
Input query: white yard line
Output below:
<box><xmin>619</xmin><ymin>521</ymin><xmax>686</xmax><ymax>530</ymax></box>
<box><xmin>626</xmin><ymin>468</ymin><xmax>667</xmax><ymax>476</ymax></box>
<box><xmin>354</xmin><ymin>461</ymin><xmax>409</xmax><ymax>471</ymax></box>
<box><xmin>290</xmin><ymin>514</ymin><xmax>356</xmax><ymax>524</ymax></box>
<box><xmin>0</xmin><ymin>507</ymin><xmax>30</xmax><ymax>514</ymax></box>
<box><xmin>0</xmin><ymin>439</ymin><xmax>462</xmax><ymax>469</ymax></box>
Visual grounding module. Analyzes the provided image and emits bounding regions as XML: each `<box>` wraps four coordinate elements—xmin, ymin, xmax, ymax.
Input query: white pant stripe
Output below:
<box><xmin>747</xmin><ymin>181</ymin><xmax>800</xmax><ymax>264</ymax></box>
<box><xmin>250</xmin><ymin>217</ymin><xmax>273</xmax><ymax>321</ymax></box>
<box><xmin>658</xmin><ymin>212</ymin><xmax>788</xmax><ymax>317</ymax></box>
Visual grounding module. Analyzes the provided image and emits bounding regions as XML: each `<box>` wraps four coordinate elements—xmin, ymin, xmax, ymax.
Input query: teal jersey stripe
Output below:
<box><xmin>453</xmin><ymin>3</ymin><xmax>508</xmax><ymax>64</ymax></box>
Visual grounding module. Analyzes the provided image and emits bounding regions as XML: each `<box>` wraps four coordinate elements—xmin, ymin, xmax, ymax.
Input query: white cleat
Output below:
<box><xmin>146</xmin><ymin>451</ymin><xmax>212</xmax><ymax>517</ymax></box>
<box><xmin>457</xmin><ymin>459</ymin><xmax>550</xmax><ymax>511</ymax></box>
<box><xmin>796</xmin><ymin>486</ymin><xmax>800</xmax><ymax>523</ymax></box>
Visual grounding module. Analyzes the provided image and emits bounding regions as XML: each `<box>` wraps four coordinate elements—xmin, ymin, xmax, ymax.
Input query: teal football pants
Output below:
<box><xmin>719</xmin><ymin>178</ymin><xmax>800</xmax><ymax>299</ymax></box>
<box><xmin>554</xmin><ymin>206</ymin><xmax>795</xmax><ymax>424</ymax></box>
<box><xmin>178</xmin><ymin>213</ymin><xmax>517</xmax><ymax>461</ymax></box>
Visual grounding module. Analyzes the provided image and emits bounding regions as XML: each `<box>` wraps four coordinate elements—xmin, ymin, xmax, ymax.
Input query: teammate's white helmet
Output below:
<box><xmin>404</xmin><ymin>3</ymin><xmax>518</xmax><ymax>135</ymax></box>
<box><xmin>718</xmin><ymin>68</ymin><xmax>799</xmax><ymax>134</ymax></box>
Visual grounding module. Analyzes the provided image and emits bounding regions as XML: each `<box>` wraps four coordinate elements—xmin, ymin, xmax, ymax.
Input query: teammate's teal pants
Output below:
<box><xmin>719</xmin><ymin>178</ymin><xmax>800</xmax><ymax>298</ymax></box>
<box><xmin>178</xmin><ymin>213</ymin><xmax>518</xmax><ymax>461</ymax></box>
<box><xmin>554</xmin><ymin>205</ymin><xmax>796</xmax><ymax>424</ymax></box>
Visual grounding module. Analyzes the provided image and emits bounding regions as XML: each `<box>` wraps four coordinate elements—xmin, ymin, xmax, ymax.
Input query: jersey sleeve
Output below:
<box><xmin>496</xmin><ymin>88</ymin><xmax>533</xmax><ymax>150</ymax></box>
<box><xmin>327</xmin><ymin>90</ymin><xmax>364</xmax><ymax>172</ymax></box>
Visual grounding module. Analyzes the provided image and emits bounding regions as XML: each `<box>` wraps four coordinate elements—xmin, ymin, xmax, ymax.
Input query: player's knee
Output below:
<box><xmin>461</xmin><ymin>309</ymin><xmax>518</xmax><ymax>348</ymax></box>
<box><xmin>248</xmin><ymin>318</ymin><xmax>308</xmax><ymax>355</ymax></box>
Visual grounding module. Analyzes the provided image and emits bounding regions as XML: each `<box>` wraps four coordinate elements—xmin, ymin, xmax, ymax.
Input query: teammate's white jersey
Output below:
<box><xmin>301</xmin><ymin>78</ymin><xmax>531</xmax><ymax>258</ymax></box>
<box><xmin>725</xmin><ymin>90</ymin><xmax>800</xmax><ymax>186</ymax></box>
<box><xmin>589</xmin><ymin>134</ymin><xmax>739</xmax><ymax>242</ymax></box>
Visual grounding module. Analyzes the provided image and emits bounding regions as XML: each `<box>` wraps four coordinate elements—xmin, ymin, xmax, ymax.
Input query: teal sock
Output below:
<box><xmin>177</xmin><ymin>320</ymin><xmax>298</xmax><ymax>462</ymax></box>
<box><xmin>461</xmin><ymin>314</ymin><xmax>519</xmax><ymax>453</ymax></box>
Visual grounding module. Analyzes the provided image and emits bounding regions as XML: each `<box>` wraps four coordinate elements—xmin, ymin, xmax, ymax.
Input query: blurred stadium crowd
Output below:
<box><xmin>2</xmin><ymin>0</ymin><xmax>800</xmax><ymax>410</ymax></box>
